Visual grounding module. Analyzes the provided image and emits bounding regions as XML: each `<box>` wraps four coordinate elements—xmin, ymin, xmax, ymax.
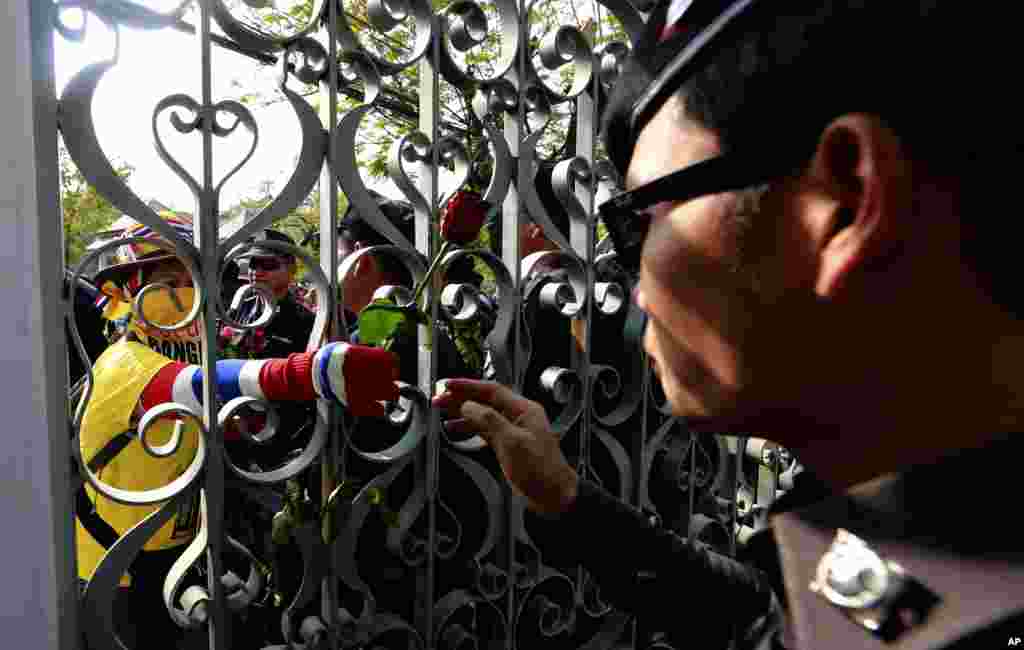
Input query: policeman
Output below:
<box><xmin>435</xmin><ymin>2</ymin><xmax>1024</xmax><ymax>648</ymax></box>
<box><xmin>228</xmin><ymin>228</ymin><xmax>314</xmax><ymax>358</ymax></box>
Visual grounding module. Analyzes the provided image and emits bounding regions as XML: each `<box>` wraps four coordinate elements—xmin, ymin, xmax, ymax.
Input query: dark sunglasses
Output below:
<box><xmin>597</xmin><ymin>153</ymin><xmax>787</xmax><ymax>274</ymax></box>
<box><xmin>247</xmin><ymin>256</ymin><xmax>285</xmax><ymax>272</ymax></box>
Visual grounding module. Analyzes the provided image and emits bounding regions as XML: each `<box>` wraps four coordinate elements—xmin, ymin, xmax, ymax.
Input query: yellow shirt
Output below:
<box><xmin>76</xmin><ymin>341</ymin><xmax>201</xmax><ymax>582</ymax></box>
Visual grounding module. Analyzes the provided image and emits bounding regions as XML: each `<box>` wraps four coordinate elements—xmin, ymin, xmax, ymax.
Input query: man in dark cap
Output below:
<box><xmin>227</xmin><ymin>227</ymin><xmax>315</xmax><ymax>358</ymax></box>
<box><xmin>435</xmin><ymin>2</ymin><xmax>1024</xmax><ymax>648</ymax></box>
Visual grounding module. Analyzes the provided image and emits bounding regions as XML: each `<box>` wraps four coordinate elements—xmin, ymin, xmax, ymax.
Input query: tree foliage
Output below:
<box><xmin>208</xmin><ymin>1</ymin><xmax>627</xmax><ymax>282</ymax></box>
<box><xmin>224</xmin><ymin>0</ymin><xmax>627</xmax><ymax>186</ymax></box>
<box><xmin>60</xmin><ymin>140</ymin><xmax>133</xmax><ymax>266</ymax></box>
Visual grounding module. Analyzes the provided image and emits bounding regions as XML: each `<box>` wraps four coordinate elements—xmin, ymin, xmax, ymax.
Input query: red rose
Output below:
<box><xmin>441</xmin><ymin>190</ymin><xmax>488</xmax><ymax>245</ymax></box>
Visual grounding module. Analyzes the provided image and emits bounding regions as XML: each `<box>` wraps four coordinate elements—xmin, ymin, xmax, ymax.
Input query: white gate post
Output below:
<box><xmin>0</xmin><ymin>1</ymin><xmax>79</xmax><ymax>648</ymax></box>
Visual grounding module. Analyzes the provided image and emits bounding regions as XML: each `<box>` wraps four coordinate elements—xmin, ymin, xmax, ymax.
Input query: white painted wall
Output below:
<box><xmin>0</xmin><ymin>2</ymin><xmax>79</xmax><ymax>648</ymax></box>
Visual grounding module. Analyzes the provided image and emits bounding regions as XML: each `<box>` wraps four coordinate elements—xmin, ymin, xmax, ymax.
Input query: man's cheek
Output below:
<box><xmin>646</xmin><ymin>321</ymin><xmax>716</xmax><ymax>417</ymax></box>
<box><xmin>649</xmin><ymin>270</ymin><xmax>752</xmax><ymax>395</ymax></box>
<box><xmin>645</xmin><ymin>234</ymin><xmax>739</xmax><ymax>322</ymax></box>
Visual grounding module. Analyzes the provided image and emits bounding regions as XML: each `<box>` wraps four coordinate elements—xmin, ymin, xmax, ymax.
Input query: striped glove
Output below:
<box><xmin>141</xmin><ymin>343</ymin><xmax>401</xmax><ymax>420</ymax></box>
<box><xmin>311</xmin><ymin>342</ymin><xmax>400</xmax><ymax>416</ymax></box>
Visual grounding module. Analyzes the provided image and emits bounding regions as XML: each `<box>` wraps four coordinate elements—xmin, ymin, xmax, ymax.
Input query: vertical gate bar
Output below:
<box><xmin>573</xmin><ymin>43</ymin><xmax>598</xmax><ymax>619</ymax></box>
<box><xmin>633</xmin><ymin>363</ymin><xmax>649</xmax><ymax>509</ymax></box>
<box><xmin>195</xmin><ymin>2</ymin><xmax>229</xmax><ymax>648</ymax></box>
<box><xmin>572</xmin><ymin>64</ymin><xmax>595</xmax><ymax>488</ymax></box>
<box><xmin>0</xmin><ymin>2</ymin><xmax>78</xmax><ymax>647</ymax></box>
<box><xmin>729</xmin><ymin>438</ymin><xmax>738</xmax><ymax>557</ymax></box>
<box><xmin>688</xmin><ymin>429</ymin><xmax>696</xmax><ymax>534</ymax></box>
<box><xmin>728</xmin><ymin>438</ymin><xmax>745</xmax><ymax>649</ymax></box>
<box><xmin>417</xmin><ymin>18</ymin><xmax>442</xmax><ymax>645</ymax></box>
<box><xmin>755</xmin><ymin>458</ymin><xmax>775</xmax><ymax>516</ymax></box>
<box><xmin>630</xmin><ymin>360</ymin><xmax>651</xmax><ymax>650</ymax></box>
<box><xmin>501</xmin><ymin>1</ymin><xmax>529</xmax><ymax>645</ymax></box>
<box><xmin>319</xmin><ymin>0</ymin><xmax>343</xmax><ymax>641</ymax></box>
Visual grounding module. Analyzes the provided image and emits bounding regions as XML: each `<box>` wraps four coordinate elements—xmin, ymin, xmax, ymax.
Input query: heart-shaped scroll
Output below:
<box><xmin>387</xmin><ymin>131</ymin><xmax>472</xmax><ymax>218</ymax></box>
<box><xmin>152</xmin><ymin>95</ymin><xmax>258</xmax><ymax>202</ymax></box>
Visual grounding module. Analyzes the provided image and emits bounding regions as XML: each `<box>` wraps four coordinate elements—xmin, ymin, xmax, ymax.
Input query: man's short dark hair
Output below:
<box><xmin>604</xmin><ymin>2</ymin><xmax>984</xmax><ymax>174</ymax></box>
<box><xmin>603</xmin><ymin>1</ymin><xmax>1019</xmax><ymax>314</ymax></box>
<box><xmin>339</xmin><ymin>191</ymin><xmax>486</xmax><ymax>287</ymax></box>
<box><xmin>339</xmin><ymin>192</ymin><xmax>416</xmax><ymax>285</ymax></box>
<box><xmin>339</xmin><ymin>190</ymin><xmax>415</xmax><ymax>246</ymax></box>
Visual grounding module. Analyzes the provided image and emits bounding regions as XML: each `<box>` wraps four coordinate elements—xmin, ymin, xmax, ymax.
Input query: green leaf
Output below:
<box><xmin>339</xmin><ymin>480</ymin><xmax>361</xmax><ymax>499</ymax></box>
<box><xmin>451</xmin><ymin>318</ymin><xmax>484</xmax><ymax>374</ymax></box>
<box><xmin>357</xmin><ymin>299</ymin><xmax>418</xmax><ymax>347</ymax></box>
<box><xmin>379</xmin><ymin>509</ymin><xmax>401</xmax><ymax>529</ymax></box>
<box><xmin>366</xmin><ymin>487</ymin><xmax>384</xmax><ymax>506</ymax></box>
<box><xmin>321</xmin><ymin>505</ymin><xmax>338</xmax><ymax>546</ymax></box>
<box><xmin>271</xmin><ymin>510</ymin><xmax>294</xmax><ymax>545</ymax></box>
<box><xmin>320</xmin><ymin>479</ymin><xmax>362</xmax><ymax>545</ymax></box>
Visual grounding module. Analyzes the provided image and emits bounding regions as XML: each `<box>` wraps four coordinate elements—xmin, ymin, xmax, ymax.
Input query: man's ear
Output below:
<box><xmin>806</xmin><ymin>113</ymin><xmax>913</xmax><ymax>298</ymax></box>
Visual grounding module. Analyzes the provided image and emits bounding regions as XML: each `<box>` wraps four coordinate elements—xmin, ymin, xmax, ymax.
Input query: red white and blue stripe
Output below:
<box><xmin>139</xmin><ymin>344</ymin><xmax>400</xmax><ymax>420</ymax></box>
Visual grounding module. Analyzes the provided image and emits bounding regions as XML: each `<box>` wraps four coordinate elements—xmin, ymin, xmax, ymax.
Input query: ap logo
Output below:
<box><xmin>1009</xmin><ymin>637</ymin><xmax>1022</xmax><ymax>646</ymax></box>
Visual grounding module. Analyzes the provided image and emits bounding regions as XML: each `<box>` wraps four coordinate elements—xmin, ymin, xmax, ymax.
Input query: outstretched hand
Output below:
<box><xmin>433</xmin><ymin>379</ymin><xmax>579</xmax><ymax>515</ymax></box>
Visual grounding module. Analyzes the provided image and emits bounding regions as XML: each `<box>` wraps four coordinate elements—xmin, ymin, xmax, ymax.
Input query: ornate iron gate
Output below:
<box><xmin>9</xmin><ymin>1</ymin><xmax>799</xmax><ymax>648</ymax></box>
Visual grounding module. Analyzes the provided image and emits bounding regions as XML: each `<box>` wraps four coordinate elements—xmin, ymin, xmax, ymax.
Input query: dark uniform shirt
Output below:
<box><xmin>226</xmin><ymin>291</ymin><xmax>317</xmax><ymax>470</ymax></box>
<box><xmin>236</xmin><ymin>289</ymin><xmax>316</xmax><ymax>356</ymax></box>
<box><xmin>528</xmin><ymin>436</ymin><xmax>1024</xmax><ymax>649</ymax></box>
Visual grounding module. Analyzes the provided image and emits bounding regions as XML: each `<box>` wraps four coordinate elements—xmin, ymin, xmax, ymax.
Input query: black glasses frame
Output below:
<box><xmin>247</xmin><ymin>256</ymin><xmax>286</xmax><ymax>272</ymax></box>
<box><xmin>597</xmin><ymin>153</ymin><xmax>787</xmax><ymax>273</ymax></box>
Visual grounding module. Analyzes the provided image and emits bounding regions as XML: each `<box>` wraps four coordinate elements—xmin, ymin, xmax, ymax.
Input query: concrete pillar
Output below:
<box><xmin>0</xmin><ymin>1</ymin><xmax>79</xmax><ymax>647</ymax></box>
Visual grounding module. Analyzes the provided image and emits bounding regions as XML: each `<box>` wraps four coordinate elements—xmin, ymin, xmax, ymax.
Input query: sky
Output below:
<box><xmin>54</xmin><ymin>7</ymin><xmax>395</xmax><ymax>214</ymax></box>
